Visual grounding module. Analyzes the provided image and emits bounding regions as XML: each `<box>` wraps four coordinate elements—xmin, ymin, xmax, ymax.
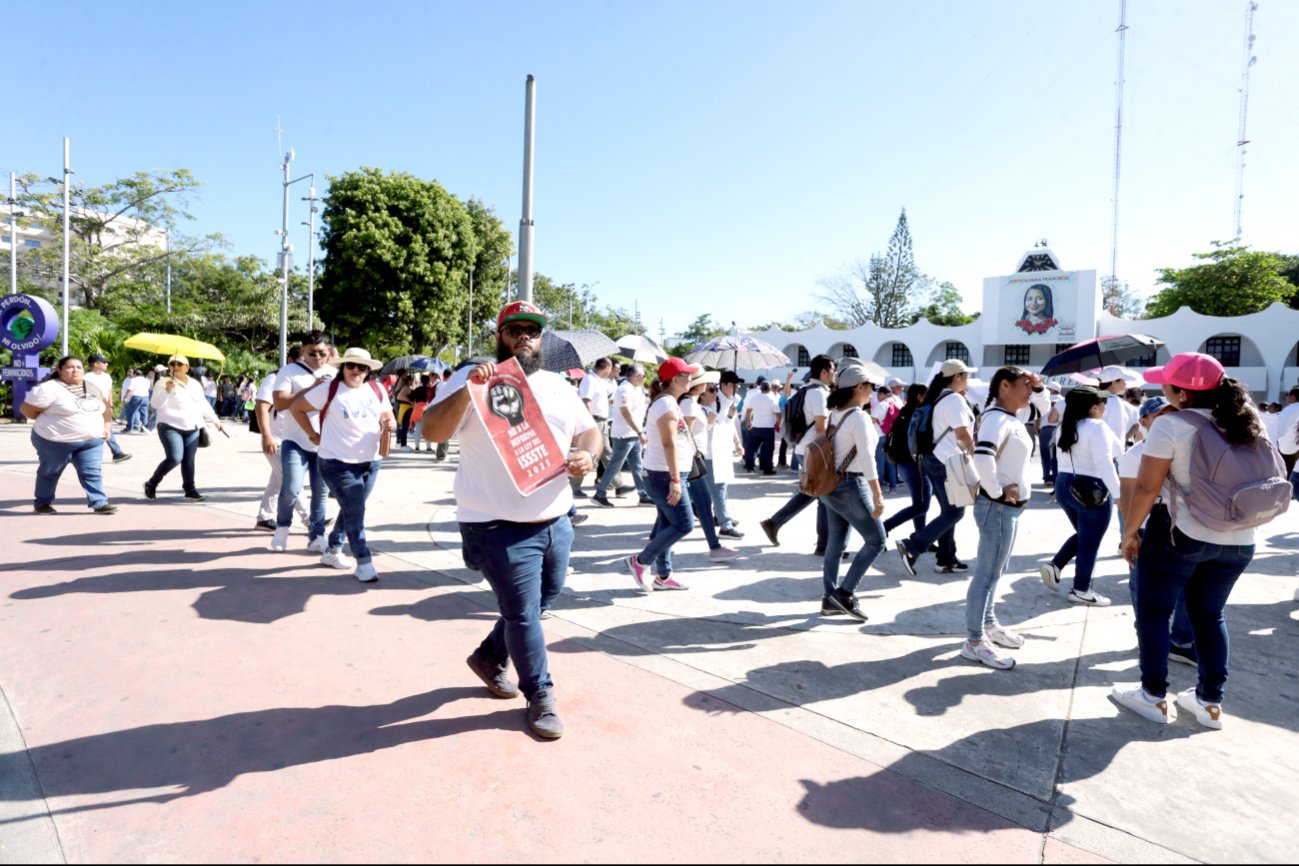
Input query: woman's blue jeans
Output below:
<box><xmin>900</xmin><ymin>456</ymin><xmax>963</xmax><ymax>567</ymax></box>
<box><xmin>637</xmin><ymin>469</ymin><xmax>695</xmax><ymax>575</ymax></box>
<box><xmin>462</xmin><ymin>516</ymin><xmax>573</xmax><ymax>699</ymax></box>
<box><xmin>1051</xmin><ymin>472</ymin><xmax>1112</xmax><ymax>593</ymax></box>
<box><xmin>278</xmin><ymin>440</ymin><xmax>329</xmax><ymax>540</ymax></box>
<box><xmin>1039</xmin><ymin>426</ymin><xmax>1058</xmax><ymax>482</ymax></box>
<box><xmin>596</xmin><ymin>436</ymin><xmax>648</xmax><ymax>499</ymax></box>
<box><xmin>1135</xmin><ymin>506</ymin><xmax>1252</xmax><ymax>703</ymax></box>
<box><xmin>884</xmin><ymin>459</ymin><xmax>929</xmax><ymax>535</ymax></box>
<box><xmin>966</xmin><ymin>497</ymin><xmax>1023</xmax><ymax>639</ymax></box>
<box><xmin>320</xmin><ymin>458</ymin><xmax>381</xmax><ymax>564</ymax></box>
<box><xmin>704</xmin><ymin>459</ymin><xmax>735</xmax><ymax>530</ymax></box>
<box><xmin>31</xmin><ymin>432</ymin><xmax>108</xmax><ymax>509</ymax></box>
<box><xmin>819</xmin><ymin>474</ymin><xmax>887</xmax><ymax>597</ymax></box>
<box><xmin>148</xmin><ymin>423</ymin><xmax>201</xmax><ymax>494</ymax></box>
<box><xmin>685</xmin><ymin>474</ymin><xmax>721</xmax><ymax>549</ymax></box>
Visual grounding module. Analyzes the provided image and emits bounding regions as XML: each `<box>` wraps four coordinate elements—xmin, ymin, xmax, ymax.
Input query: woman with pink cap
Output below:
<box><xmin>1114</xmin><ymin>353</ymin><xmax>1286</xmax><ymax>729</ymax></box>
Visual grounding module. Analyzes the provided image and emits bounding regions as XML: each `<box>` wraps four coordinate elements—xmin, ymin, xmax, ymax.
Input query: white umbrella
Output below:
<box><xmin>685</xmin><ymin>335</ymin><xmax>790</xmax><ymax>371</ymax></box>
<box><xmin>541</xmin><ymin>329</ymin><xmax>620</xmax><ymax>374</ymax></box>
<box><xmin>614</xmin><ymin>334</ymin><xmax>667</xmax><ymax>363</ymax></box>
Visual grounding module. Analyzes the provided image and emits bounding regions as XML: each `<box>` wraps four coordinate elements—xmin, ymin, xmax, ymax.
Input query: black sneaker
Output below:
<box><xmin>760</xmin><ymin>518</ymin><xmax>779</xmax><ymax>546</ymax></box>
<box><xmin>572</xmin><ymin>490</ymin><xmax>589</xmax><ymax>499</ymax></box>
<box><xmin>254</xmin><ymin>519</ymin><xmax>277</xmax><ymax>531</ymax></box>
<box><xmin>1168</xmin><ymin>643</ymin><xmax>1198</xmax><ymax>667</ymax></box>
<box><xmin>111</xmin><ymin>452</ymin><xmax>133</xmax><ymax>463</ymax></box>
<box><xmin>143</xmin><ymin>481</ymin><xmax>157</xmax><ymax>500</ymax></box>
<box><xmin>466</xmin><ymin>652</ymin><xmax>520</xmax><ymax>698</ymax></box>
<box><xmin>184</xmin><ymin>491</ymin><xmax>205</xmax><ymax>502</ymax></box>
<box><xmin>829</xmin><ymin>589</ymin><xmax>868</xmax><ymax>622</ymax></box>
<box><xmin>820</xmin><ymin>597</ymin><xmax>845</xmax><ymax>616</ymax></box>
<box><xmin>526</xmin><ymin>689</ymin><xmax>564</xmax><ymax>739</ymax></box>
<box><xmin>895</xmin><ymin>539</ymin><xmax>917</xmax><ymax>577</ymax></box>
<box><xmin>638</xmin><ymin>496</ymin><xmax>654</xmax><ymax>506</ymax></box>
<box><xmin>813</xmin><ymin>548</ymin><xmax>851</xmax><ymax>561</ymax></box>
<box><xmin>719</xmin><ymin>527</ymin><xmax>745</xmax><ymax>539</ymax></box>
<box><xmin>934</xmin><ymin>561</ymin><xmax>969</xmax><ymax>574</ymax></box>
<box><xmin>33</xmin><ymin>504</ymin><xmax>57</xmax><ymax>514</ymax></box>
<box><xmin>615</xmin><ymin>485</ymin><xmax>635</xmax><ymax>497</ymax></box>
<box><xmin>592</xmin><ymin>494</ymin><xmax>614</xmax><ymax>507</ymax></box>
<box><xmin>93</xmin><ymin>504</ymin><xmax>118</xmax><ymax>515</ymax></box>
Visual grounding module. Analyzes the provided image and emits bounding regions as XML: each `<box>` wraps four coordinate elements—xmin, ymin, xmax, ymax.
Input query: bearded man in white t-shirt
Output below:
<box><xmin>422</xmin><ymin>301</ymin><xmax>601</xmax><ymax>740</ymax></box>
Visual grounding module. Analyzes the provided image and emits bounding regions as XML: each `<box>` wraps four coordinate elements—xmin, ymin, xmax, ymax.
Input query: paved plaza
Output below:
<box><xmin>0</xmin><ymin>421</ymin><xmax>1296</xmax><ymax>863</ymax></box>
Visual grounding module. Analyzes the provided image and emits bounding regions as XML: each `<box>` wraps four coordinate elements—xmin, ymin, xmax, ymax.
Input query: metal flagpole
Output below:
<box><xmin>467</xmin><ymin>265</ymin><xmax>474</xmax><ymax>355</ymax></box>
<box><xmin>61</xmin><ymin>138</ymin><xmax>72</xmax><ymax>357</ymax></box>
<box><xmin>517</xmin><ymin>75</ymin><xmax>536</xmax><ymax>303</ymax></box>
<box><xmin>302</xmin><ymin>184</ymin><xmax>321</xmax><ymax>326</ymax></box>
<box><xmin>165</xmin><ymin>228</ymin><xmax>172</xmax><ymax>313</ymax></box>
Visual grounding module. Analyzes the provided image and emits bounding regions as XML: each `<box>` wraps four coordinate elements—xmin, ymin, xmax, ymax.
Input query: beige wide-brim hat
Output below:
<box><xmin>689</xmin><ymin>369</ymin><xmax>721</xmax><ymax>386</ymax></box>
<box><xmin>328</xmin><ymin>347</ymin><xmax>382</xmax><ymax>370</ymax></box>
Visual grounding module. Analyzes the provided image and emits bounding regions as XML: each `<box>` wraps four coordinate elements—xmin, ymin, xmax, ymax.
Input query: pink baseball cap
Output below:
<box><xmin>657</xmin><ymin>357</ymin><xmax>701</xmax><ymax>381</ymax></box>
<box><xmin>1143</xmin><ymin>352</ymin><xmax>1225</xmax><ymax>391</ymax></box>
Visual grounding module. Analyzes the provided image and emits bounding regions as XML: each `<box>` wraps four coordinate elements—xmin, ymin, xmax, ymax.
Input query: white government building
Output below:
<box><xmin>751</xmin><ymin>246</ymin><xmax>1299</xmax><ymax>402</ymax></box>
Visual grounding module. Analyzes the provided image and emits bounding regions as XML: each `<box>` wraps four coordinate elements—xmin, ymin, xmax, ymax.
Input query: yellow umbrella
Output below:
<box><xmin>123</xmin><ymin>333</ymin><xmax>226</xmax><ymax>362</ymax></box>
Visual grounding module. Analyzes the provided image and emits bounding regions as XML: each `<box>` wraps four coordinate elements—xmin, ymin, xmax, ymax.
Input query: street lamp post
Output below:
<box><xmin>302</xmin><ymin>184</ymin><xmax>321</xmax><ymax>327</ymax></box>
<box><xmin>60</xmin><ymin>138</ymin><xmax>72</xmax><ymax>357</ymax></box>
<box><xmin>276</xmin><ymin>148</ymin><xmax>313</xmax><ymax>367</ymax></box>
<box><xmin>164</xmin><ymin>227</ymin><xmax>172</xmax><ymax>313</ymax></box>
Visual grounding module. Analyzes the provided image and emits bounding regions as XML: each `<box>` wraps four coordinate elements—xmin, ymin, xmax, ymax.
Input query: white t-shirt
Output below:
<box><xmin>150</xmin><ymin>376</ymin><xmax>218</xmax><ymax>431</ymax></box>
<box><xmin>1116</xmin><ymin>440</ymin><xmax>1145</xmax><ymax>480</ymax></box>
<box><xmin>1056</xmin><ymin>418</ymin><xmax>1122</xmax><ymax>498</ymax></box>
<box><xmin>644</xmin><ymin>395</ymin><xmax>696</xmax><ymax>473</ymax></box>
<box><xmin>931</xmin><ymin>391</ymin><xmax>975</xmax><ymax>463</ymax></box>
<box><xmin>610</xmin><ymin>380</ymin><xmax>647</xmax><ymax>439</ymax></box>
<box><xmin>872</xmin><ymin>392</ymin><xmax>901</xmax><ymax>427</ymax></box>
<box><xmin>578</xmin><ymin>374</ymin><xmax>613</xmax><ymax>420</ymax></box>
<box><xmin>202</xmin><ymin>376</ymin><xmax>218</xmax><ymax>399</ymax></box>
<box><xmin>437</xmin><ymin>367</ymin><xmax>595</xmax><ymax>523</ymax></box>
<box><xmin>972</xmin><ymin>406</ymin><xmax>1035</xmax><ymax>502</ymax></box>
<box><xmin>745</xmin><ymin>390</ymin><xmax>780</xmax><ymax>428</ymax></box>
<box><xmin>1143</xmin><ymin>408</ymin><xmax>1260</xmax><ymax>545</ymax></box>
<box><xmin>1274</xmin><ymin>402</ymin><xmax>1299</xmax><ymax>456</ymax></box>
<box><xmin>25</xmin><ymin>380</ymin><xmax>106</xmax><ymax>443</ymax></box>
<box><xmin>1103</xmin><ymin>394</ymin><xmax>1138</xmax><ymax>448</ymax></box>
<box><xmin>304</xmin><ymin>380</ymin><xmax>389</xmax><ymax>463</ymax></box>
<box><xmin>1041</xmin><ymin>395</ymin><xmax>1063</xmax><ymax>428</ymax></box>
<box><xmin>827</xmin><ymin>407</ymin><xmax>878</xmax><ymax>478</ymax></box>
<box><xmin>84</xmin><ymin>371</ymin><xmax>114</xmax><ymax>407</ymax></box>
<box><xmin>680</xmin><ymin>396</ymin><xmax>709</xmax><ymax>458</ymax></box>
<box><xmin>794</xmin><ymin>384</ymin><xmax>829</xmax><ymax>457</ymax></box>
<box><xmin>255</xmin><ymin>373</ymin><xmax>290</xmax><ymax>440</ymax></box>
<box><xmin>274</xmin><ymin>361</ymin><xmax>335</xmax><ymax>452</ymax></box>
<box><xmin>128</xmin><ymin>375</ymin><xmax>150</xmax><ymax>398</ymax></box>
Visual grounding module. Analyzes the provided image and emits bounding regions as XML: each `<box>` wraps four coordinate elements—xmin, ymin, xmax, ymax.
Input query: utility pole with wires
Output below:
<box><xmin>1233</xmin><ymin>1</ymin><xmax>1259</xmax><ymax>240</ymax></box>
<box><xmin>302</xmin><ymin>184</ymin><xmax>322</xmax><ymax>327</ymax></box>
<box><xmin>1108</xmin><ymin>0</ymin><xmax>1129</xmax><ymax>295</ymax></box>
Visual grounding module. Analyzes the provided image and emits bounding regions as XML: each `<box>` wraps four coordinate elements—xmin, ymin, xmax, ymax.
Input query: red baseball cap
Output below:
<box><xmin>1143</xmin><ymin>352</ymin><xmax>1225</xmax><ymax>391</ymax></box>
<box><xmin>658</xmin><ymin>357</ymin><xmax>701</xmax><ymax>381</ymax></box>
<box><xmin>496</xmin><ymin>301</ymin><xmax>548</xmax><ymax>330</ymax></box>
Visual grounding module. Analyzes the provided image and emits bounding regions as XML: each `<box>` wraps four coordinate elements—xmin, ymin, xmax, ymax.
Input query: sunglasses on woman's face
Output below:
<box><xmin>706</xmin><ymin>387</ymin><xmax>719</xmax><ymax>393</ymax></box>
<box><xmin>341</xmin><ymin>362</ymin><xmax>369</xmax><ymax>372</ymax></box>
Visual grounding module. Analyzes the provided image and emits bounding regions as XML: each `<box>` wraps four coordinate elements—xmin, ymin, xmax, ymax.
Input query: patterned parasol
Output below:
<box><xmin>685</xmin><ymin>334</ymin><xmax>790</xmax><ymax>371</ymax></box>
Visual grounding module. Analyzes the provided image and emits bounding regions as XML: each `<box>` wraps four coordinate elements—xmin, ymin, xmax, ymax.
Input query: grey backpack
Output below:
<box><xmin>1170</xmin><ymin>412</ymin><xmax>1291</xmax><ymax>532</ymax></box>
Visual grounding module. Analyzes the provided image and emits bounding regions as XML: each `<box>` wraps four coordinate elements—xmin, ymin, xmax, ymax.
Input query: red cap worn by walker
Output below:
<box><xmin>496</xmin><ymin>301</ymin><xmax>548</xmax><ymax>330</ymax></box>
<box><xmin>657</xmin><ymin>357</ymin><xmax>701</xmax><ymax>381</ymax></box>
<box><xmin>1142</xmin><ymin>352</ymin><xmax>1225</xmax><ymax>391</ymax></box>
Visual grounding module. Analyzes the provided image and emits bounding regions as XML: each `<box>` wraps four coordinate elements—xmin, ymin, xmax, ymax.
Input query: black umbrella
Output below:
<box><xmin>1040</xmin><ymin>334</ymin><xmax>1163</xmax><ymax>377</ymax></box>
<box><xmin>541</xmin><ymin>329</ymin><xmax>619</xmax><ymax>374</ymax></box>
<box><xmin>380</xmin><ymin>354</ymin><xmax>434</xmax><ymax>377</ymax></box>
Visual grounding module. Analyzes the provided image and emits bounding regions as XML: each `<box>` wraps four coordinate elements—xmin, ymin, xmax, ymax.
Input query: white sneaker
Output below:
<box><xmin>1068</xmin><ymin>588</ymin><xmax>1111</xmax><ymax>606</ymax></box>
<box><xmin>354</xmin><ymin>562</ymin><xmax>379</xmax><ymax>583</ymax></box>
<box><xmin>1039</xmin><ymin>562</ymin><xmax>1062</xmax><ymax>591</ymax></box>
<box><xmin>320</xmin><ymin>548</ymin><xmax>354</xmax><ymax>570</ymax></box>
<box><xmin>1175</xmin><ymin>687</ymin><xmax>1224</xmax><ymax>730</ymax></box>
<box><xmin>708</xmin><ymin>546</ymin><xmax>741</xmax><ymax>563</ymax></box>
<box><xmin>270</xmin><ymin>526</ymin><xmax>290</xmax><ymax>552</ymax></box>
<box><xmin>399</xmin><ymin>445</ymin><xmax>412</xmax><ymax>452</ymax></box>
<box><xmin>1111</xmin><ymin>684</ymin><xmax>1174</xmax><ymax>724</ymax></box>
<box><xmin>960</xmin><ymin>639</ymin><xmax>1016</xmax><ymax>670</ymax></box>
<box><xmin>306</xmin><ymin>536</ymin><xmax>327</xmax><ymax>554</ymax></box>
<box><xmin>985</xmin><ymin>623</ymin><xmax>1025</xmax><ymax>649</ymax></box>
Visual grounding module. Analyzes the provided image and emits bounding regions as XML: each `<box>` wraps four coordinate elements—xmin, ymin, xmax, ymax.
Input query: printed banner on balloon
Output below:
<box><xmin>467</xmin><ymin>356</ymin><xmax>569</xmax><ymax>496</ymax></box>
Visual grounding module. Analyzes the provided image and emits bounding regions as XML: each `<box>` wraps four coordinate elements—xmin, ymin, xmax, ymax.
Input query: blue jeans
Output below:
<box><xmin>595</xmin><ymin>437</ymin><xmax>647</xmax><ymax>499</ymax></box>
<box><xmin>686</xmin><ymin>475</ymin><xmax>721</xmax><ymax>549</ymax></box>
<box><xmin>320</xmin><ymin>458</ymin><xmax>381</xmax><ymax>564</ymax></box>
<box><xmin>637</xmin><ymin>469</ymin><xmax>695</xmax><ymax>575</ymax></box>
<box><xmin>1051</xmin><ymin>472</ymin><xmax>1112</xmax><ymax>593</ymax></box>
<box><xmin>278</xmin><ymin>440</ymin><xmax>329</xmax><ymax>539</ymax></box>
<box><xmin>122</xmin><ymin>395</ymin><xmax>148</xmax><ymax>431</ymax></box>
<box><xmin>465</xmin><ymin>516</ymin><xmax>573</xmax><ymax>698</ymax></box>
<box><xmin>1039</xmin><ymin>426</ymin><xmax>1058</xmax><ymax>482</ymax></box>
<box><xmin>1128</xmin><ymin>526</ymin><xmax>1195</xmax><ymax>648</ymax></box>
<box><xmin>105</xmin><ymin>427</ymin><xmax>125</xmax><ymax>458</ymax></box>
<box><xmin>769</xmin><ymin>487</ymin><xmax>828</xmax><ymax>550</ymax></box>
<box><xmin>745</xmin><ymin>427</ymin><xmax>775</xmax><ymax>472</ymax></box>
<box><xmin>874</xmin><ymin>439</ymin><xmax>899</xmax><ymax>489</ymax></box>
<box><xmin>884</xmin><ymin>459</ymin><xmax>929</xmax><ymax>535</ymax></box>
<box><xmin>1135</xmin><ymin>506</ymin><xmax>1253</xmax><ymax>703</ymax></box>
<box><xmin>901</xmin><ymin>455</ymin><xmax>964</xmax><ymax>567</ymax></box>
<box><xmin>31</xmin><ymin>432</ymin><xmax>107</xmax><ymax>509</ymax></box>
<box><xmin>966</xmin><ymin>497</ymin><xmax>1022</xmax><ymax>639</ymax></box>
<box><xmin>704</xmin><ymin>459</ymin><xmax>735</xmax><ymax>530</ymax></box>
<box><xmin>819</xmin><ymin>474</ymin><xmax>887</xmax><ymax>597</ymax></box>
<box><xmin>148</xmin><ymin>423</ymin><xmax>201</xmax><ymax>494</ymax></box>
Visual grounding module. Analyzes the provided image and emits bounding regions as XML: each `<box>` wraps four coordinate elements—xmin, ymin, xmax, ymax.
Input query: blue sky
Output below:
<box><xmin>8</xmin><ymin>0</ymin><xmax>1298</xmax><ymax>341</ymax></box>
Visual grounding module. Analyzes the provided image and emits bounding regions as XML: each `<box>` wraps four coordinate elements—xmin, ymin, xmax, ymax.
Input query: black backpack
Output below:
<box><xmin>781</xmin><ymin>383</ymin><xmax>822</xmax><ymax>447</ymax></box>
<box><xmin>885</xmin><ymin>405</ymin><xmax>916</xmax><ymax>466</ymax></box>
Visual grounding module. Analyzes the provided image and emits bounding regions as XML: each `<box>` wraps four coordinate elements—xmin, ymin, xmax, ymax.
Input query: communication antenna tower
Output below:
<box><xmin>1108</xmin><ymin>0</ymin><xmax>1129</xmax><ymax>294</ymax></box>
<box><xmin>1233</xmin><ymin>2</ymin><xmax>1259</xmax><ymax>240</ymax></box>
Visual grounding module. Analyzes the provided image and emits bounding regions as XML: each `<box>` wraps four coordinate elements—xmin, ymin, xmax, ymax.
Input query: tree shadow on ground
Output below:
<box><xmin>0</xmin><ymin>688</ymin><xmax>524</xmax><ymax>824</ymax></box>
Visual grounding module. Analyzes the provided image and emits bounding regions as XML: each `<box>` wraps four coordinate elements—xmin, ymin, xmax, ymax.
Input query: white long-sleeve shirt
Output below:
<box><xmin>1275</xmin><ymin>402</ymin><xmax>1299</xmax><ymax>456</ymax></box>
<box><xmin>150</xmin><ymin>375</ymin><xmax>219</xmax><ymax>431</ymax></box>
<box><xmin>1056</xmin><ymin>417</ymin><xmax>1122</xmax><ymax>498</ymax></box>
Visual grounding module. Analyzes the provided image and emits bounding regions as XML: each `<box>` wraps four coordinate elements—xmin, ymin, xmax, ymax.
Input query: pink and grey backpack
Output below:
<box><xmin>1169</xmin><ymin>412</ymin><xmax>1291</xmax><ymax>532</ymax></box>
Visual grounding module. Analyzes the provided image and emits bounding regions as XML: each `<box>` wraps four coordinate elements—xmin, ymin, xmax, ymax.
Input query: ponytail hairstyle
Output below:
<box><xmin>1057</xmin><ymin>387</ymin><xmax>1106</xmax><ymax>453</ymax></box>
<box><xmin>826</xmin><ymin>385</ymin><xmax>858</xmax><ymax>411</ymax></box>
<box><xmin>1179</xmin><ymin>377</ymin><xmax>1263</xmax><ymax>445</ymax></box>
<box><xmin>986</xmin><ymin>365</ymin><xmax>1027</xmax><ymax>409</ymax></box>
<box><xmin>925</xmin><ymin>372</ymin><xmax>955</xmax><ymax>406</ymax></box>
<box><xmin>903</xmin><ymin>382</ymin><xmax>928</xmax><ymax>410</ymax></box>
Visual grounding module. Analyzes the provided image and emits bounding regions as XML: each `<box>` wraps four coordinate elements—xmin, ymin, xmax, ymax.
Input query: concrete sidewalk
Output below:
<box><xmin>0</xmin><ymin>421</ymin><xmax>1295</xmax><ymax>863</ymax></box>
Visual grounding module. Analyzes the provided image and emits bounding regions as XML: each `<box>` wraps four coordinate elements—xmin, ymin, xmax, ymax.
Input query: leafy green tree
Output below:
<box><xmin>1100</xmin><ymin>276</ymin><xmax>1146</xmax><ymax>318</ymax></box>
<box><xmin>1147</xmin><ymin>241</ymin><xmax>1293</xmax><ymax>318</ymax></box>
<box><xmin>317</xmin><ymin>168</ymin><xmax>477</xmax><ymax>358</ymax></box>
<box><xmin>914</xmin><ymin>280</ymin><xmax>978</xmax><ymax>326</ymax></box>
<box><xmin>818</xmin><ymin>209</ymin><xmax>922</xmax><ymax>328</ymax></box>
<box><xmin>663</xmin><ymin>314</ymin><xmax>727</xmax><ymax>356</ymax></box>
<box><xmin>463</xmin><ymin>198</ymin><xmax>514</xmax><ymax>349</ymax></box>
<box><xmin>530</xmin><ymin>273</ymin><xmax>601</xmax><ymax>331</ymax></box>
<box><xmin>11</xmin><ymin>169</ymin><xmax>220</xmax><ymax>312</ymax></box>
